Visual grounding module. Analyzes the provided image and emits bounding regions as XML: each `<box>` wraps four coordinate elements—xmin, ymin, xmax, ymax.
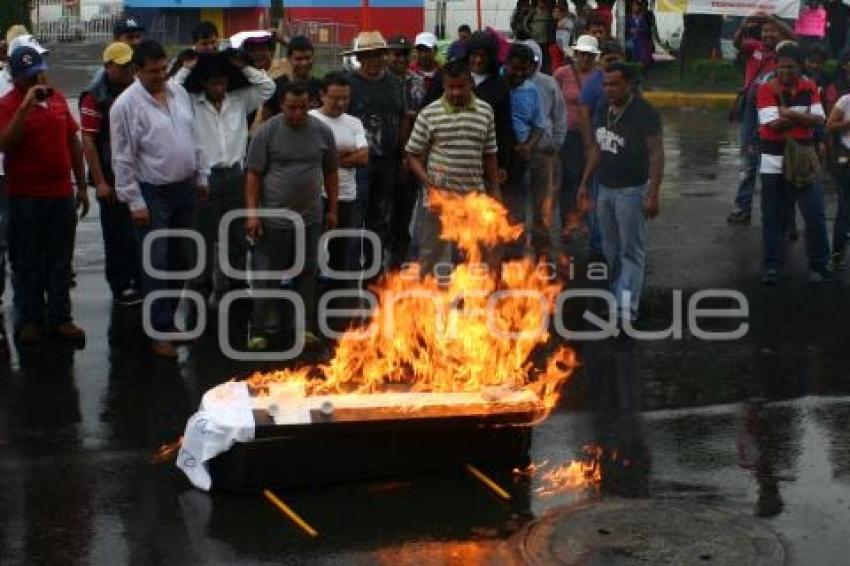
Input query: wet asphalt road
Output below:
<box><xmin>0</xmin><ymin>45</ymin><xmax>849</xmax><ymax>565</ymax></box>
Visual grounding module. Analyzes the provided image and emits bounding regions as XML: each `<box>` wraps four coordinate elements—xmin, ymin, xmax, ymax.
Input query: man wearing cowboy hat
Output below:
<box><xmin>344</xmin><ymin>31</ymin><xmax>408</xmax><ymax>272</ymax></box>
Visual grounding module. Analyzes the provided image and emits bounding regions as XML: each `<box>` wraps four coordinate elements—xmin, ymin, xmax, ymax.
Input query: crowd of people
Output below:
<box><xmin>726</xmin><ymin>10</ymin><xmax>850</xmax><ymax>285</ymax></box>
<box><xmin>0</xmin><ymin>12</ymin><xmax>667</xmax><ymax>359</ymax></box>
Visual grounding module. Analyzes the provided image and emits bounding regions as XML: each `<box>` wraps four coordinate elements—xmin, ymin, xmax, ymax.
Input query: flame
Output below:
<box><xmin>245</xmin><ymin>188</ymin><xmax>578</xmax><ymax>419</ymax></box>
<box><xmin>513</xmin><ymin>444</ymin><xmax>605</xmax><ymax>496</ymax></box>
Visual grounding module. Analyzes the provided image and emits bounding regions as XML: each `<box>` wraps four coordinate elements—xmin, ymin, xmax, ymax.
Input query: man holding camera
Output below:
<box><xmin>0</xmin><ymin>46</ymin><xmax>89</xmax><ymax>346</ymax></box>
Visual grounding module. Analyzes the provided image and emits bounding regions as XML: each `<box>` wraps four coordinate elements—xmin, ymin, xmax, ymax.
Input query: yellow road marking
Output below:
<box><xmin>263</xmin><ymin>489</ymin><xmax>319</xmax><ymax>537</ymax></box>
<box><xmin>465</xmin><ymin>464</ymin><xmax>511</xmax><ymax>501</ymax></box>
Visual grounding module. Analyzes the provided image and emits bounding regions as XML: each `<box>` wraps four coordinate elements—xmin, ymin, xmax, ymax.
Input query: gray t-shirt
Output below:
<box><xmin>245</xmin><ymin>115</ymin><xmax>338</xmax><ymax>227</ymax></box>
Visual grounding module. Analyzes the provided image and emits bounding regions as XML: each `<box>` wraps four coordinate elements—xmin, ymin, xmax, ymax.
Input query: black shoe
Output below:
<box><xmin>727</xmin><ymin>210</ymin><xmax>752</xmax><ymax>224</ymax></box>
<box><xmin>114</xmin><ymin>288</ymin><xmax>143</xmax><ymax>307</ymax></box>
<box><xmin>831</xmin><ymin>253</ymin><xmax>847</xmax><ymax>272</ymax></box>
<box><xmin>787</xmin><ymin>230</ymin><xmax>799</xmax><ymax>242</ymax></box>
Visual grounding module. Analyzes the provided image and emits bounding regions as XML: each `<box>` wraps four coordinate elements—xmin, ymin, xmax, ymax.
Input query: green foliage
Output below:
<box><xmin>0</xmin><ymin>0</ymin><xmax>30</xmax><ymax>40</ymax></box>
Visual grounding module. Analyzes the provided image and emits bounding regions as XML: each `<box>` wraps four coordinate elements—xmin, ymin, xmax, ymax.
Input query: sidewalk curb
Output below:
<box><xmin>643</xmin><ymin>91</ymin><xmax>736</xmax><ymax>110</ymax></box>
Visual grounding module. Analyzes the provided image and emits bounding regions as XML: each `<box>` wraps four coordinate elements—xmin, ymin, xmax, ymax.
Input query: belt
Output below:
<box><xmin>211</xmin><ymin>163</ymin><xmax>242</xmax><ymax>172</ymax></box>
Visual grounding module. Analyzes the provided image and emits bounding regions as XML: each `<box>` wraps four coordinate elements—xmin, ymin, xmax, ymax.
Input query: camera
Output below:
<box><xmin>34</xmin><ymin>87</ymin><xmax>54</xmax><ymax>102</ymax></box>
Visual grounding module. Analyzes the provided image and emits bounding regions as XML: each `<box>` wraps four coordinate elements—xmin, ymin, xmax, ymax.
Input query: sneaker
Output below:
<box><xmin>53</xmin><ymin>322</ymin><xmax>86</xmax><ymax>343</ymax></box>
<box><xmin>809</xmin><ymin>267</ymin><xmax>835</xmax><ymax>282</ymax></box>
<box><xmin>114</xmin><ymin>288</ymin><xmax>143</xmax><ymax>307</ymax></box>
<box><xmin>17</xmin><ymin>323</ymin><xmax>42</xmax><ymax>346</ymax></box>
<box><xmin>727</xmin><ymin>210</ymin><xmax>752</xmax><ymax>224</ymax></box>
<box><xmin>247</xmin><ymin>335</ymin><xmax>269</xmax><ymax>351</ymax></box>
<box><xmin>761</xmin><ymin>269</ymin><xmax>779</xmax><ymax>286</ymax></box>
<box><xmin>151</xmin><ymin>340</ymin><xmax>178</xmax><ymax>359</ymax></box>
<box><xmin>832</xmin><ymin>253</ymin><xmax>848</xmax><ymax>272</ymax></box>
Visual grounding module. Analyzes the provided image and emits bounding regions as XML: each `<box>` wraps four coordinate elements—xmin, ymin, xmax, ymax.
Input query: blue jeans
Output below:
<box><xmin>194</xmin><ymin>165</ymin><xmax>246</xmax><ymax>294</ymax></box>
<box><xmin>500</xmin><ymin>160</ymin><xmax>531</xmax><ymax>259</ymax></box>
<box><xmin>587</xmin><ymin>177</ymin><xmax>603</xmax><ymax>254</ymax></box>
<box><xmin>734</xmin><ymin>139</ymin><xmax>760</xmax><ymax>214</ymax></box>
<box><xmin>8</xmin><ymin>196</ymin><xmax>76</xmax><ymax>329</ymax></box>
<box><xmin>356</xmin><ymin>156</ymin><xmax>398</xmax><ymax>273</ymax></box>
<box><xmin>759</xmin><ymin>174</ymin><xmax>830</xmax><ymax>271</ymax></box>
<box><xmin>135</xmin><ymin>181</ymin><xmax>197</xmax><ymax>333</ymax></box>
<box><xmin>251</xmin><ymin>221</ymin><xmax>320</xmax><ymax>334</ymax></box>
<box><xmin>833</xmin><ymin>168</ymin><xmax>850</xmax><ymax>257</ymax></box>
<box><xmin>559</xmin><ymin>131</ymin><xmax>584</xmax><ymax>227</ymax></box>
<box><xmin>98</xmin><ymin>197</ymin><xmax>139</xmax><ymax>296</ymax></box>
<box><xmin>597</xmin><ymin>183</ymin><xmax>648</xmax><ymax>320</ymax></box>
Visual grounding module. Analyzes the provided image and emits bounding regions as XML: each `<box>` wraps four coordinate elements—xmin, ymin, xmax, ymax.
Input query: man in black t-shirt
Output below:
<box><xmin>344</xmin><ymin>32</ymin><xmax>407</xmax><ymax>273</ymax></box>
<box><xmin>287</xmin><ymin>35</ymin><xmax>323</xmax><ymax>109</ymax></box>
<box><xmin>578</xmin><ymin>62</ymin><xmax>664</xmax><ymax>322</ymax></box>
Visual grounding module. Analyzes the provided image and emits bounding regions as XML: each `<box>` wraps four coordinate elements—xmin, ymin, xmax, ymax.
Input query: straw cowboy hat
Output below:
<box><xmin>342</xmin><ymin>31</ymin><xmax>389</xmax><ymax>56</ymax></box>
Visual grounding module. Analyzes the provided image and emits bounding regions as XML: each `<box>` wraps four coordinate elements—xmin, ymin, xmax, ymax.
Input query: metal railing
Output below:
<box><xmin>283</xmin><ymin>19</ymin><xmax>358</xmax><ymax>72</ymax></box>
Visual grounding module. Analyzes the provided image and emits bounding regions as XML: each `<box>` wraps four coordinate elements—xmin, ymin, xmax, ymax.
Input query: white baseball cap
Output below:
<box><xmin>573</xmin><ymin>35</ymin><xmax>600</xmax><ymax>55</ymax></box>
<box><xmin>414</xmin><ymin>32</ymin><xmax>438</xmax><ymax>49</ymax></box>
<box><xmin>9</xmin><ymin>34</ymin><xmax>48</xmax><ymax>56</ymax></box>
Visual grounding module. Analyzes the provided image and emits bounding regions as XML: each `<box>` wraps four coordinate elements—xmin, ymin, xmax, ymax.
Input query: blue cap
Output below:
<box><xmin>9</xmin><ymin>46</ymin><xmax>47</xmax><ymax>79</ymax></box>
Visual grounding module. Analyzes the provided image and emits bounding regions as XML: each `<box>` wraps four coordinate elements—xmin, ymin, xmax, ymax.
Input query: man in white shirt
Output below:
<box><xmin>309</xmin><ymin>71</ymin><xmax>369</xmax><ymax>288</ymax></box>
<box><xmin>110</xmin><ymin>40</ymin><xmax>210</xmax><ymax>359</ymax></box>
<box><xmin>173</xmin><ymin>50</ymin><xmax>274</xmax><ymax>302</ymax></box>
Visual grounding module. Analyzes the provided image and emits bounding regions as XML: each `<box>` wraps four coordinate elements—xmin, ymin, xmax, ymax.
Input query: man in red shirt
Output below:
<box><xmin>0</xmin><ymin>46</ymin><xmax>89</xmax><ymax>345</ymax></box>
<box><xmin>756</xmin><ymin>43</ymin><xmax>830</xmax><ymax>285</ymax></box>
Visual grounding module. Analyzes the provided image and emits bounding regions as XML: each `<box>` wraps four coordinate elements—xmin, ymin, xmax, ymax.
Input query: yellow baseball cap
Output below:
<box><xmin>103</xmin><ymin>42</ymin><xmax>133</xmax><ymax>65</ymax></box>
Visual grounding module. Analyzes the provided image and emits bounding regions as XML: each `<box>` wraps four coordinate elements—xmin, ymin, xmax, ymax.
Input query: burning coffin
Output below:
<box><xmin>176</xmin><ymin>189</ymin><xmax>578</xmax><ymax>492</ymax></box>
<box><xmin>199</xmin><ymin>385</ymin><xmax>542</xmax><ymax>492</ymax></box>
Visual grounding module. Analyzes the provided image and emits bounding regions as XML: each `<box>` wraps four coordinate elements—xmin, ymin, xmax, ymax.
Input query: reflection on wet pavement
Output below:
<box><xmin>1</xmin><ymin>107</ymin><xmax>849</xmax><ymax>564</ymax></box>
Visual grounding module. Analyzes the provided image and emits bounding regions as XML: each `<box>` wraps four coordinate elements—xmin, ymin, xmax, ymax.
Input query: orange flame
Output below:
<box><xmin>513</xmin><ymin>444</ymin><xmax>605</xmax><ymax>496</ymax></box>
<box><xmin>246</xmin><ymin>188</ymin><xmax>578</xmax><ymax>419</ymax></box>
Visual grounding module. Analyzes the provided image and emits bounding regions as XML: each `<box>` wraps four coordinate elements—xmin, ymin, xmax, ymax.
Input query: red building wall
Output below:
<box><xmin>284</xmin><ymin>7</ymin><xmax>423</xmax><ymax>46</ymax></box>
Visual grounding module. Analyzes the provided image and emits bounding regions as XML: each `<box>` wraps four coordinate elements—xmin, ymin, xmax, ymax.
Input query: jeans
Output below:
<box><xmin>251</xmin><ymin>220</ymin><xmax>320</xmax><ymax>335</ymax></box>
<box><xmin>733</xmin><ymin>139</ymin><xmax>760</xmax><ymax>214</ymax></box>
<box><xmin>356</xmin><ymin>156</ymin><xmax>398</xmax><ymax>275</ymax></box>
<box><xmin>500</xmin><ymin>160</ymin><xmax>531</xmax><ymax>259</ymax></box>
<box><xmin>559</xmin><ymin>130</ymin><xmax>584</xmax><ymax>228</ymax></box>
<box><xmin>0</xmin><ymin>177</ymin><xmax>8</xmax><ymax>303</ymax></box>
<box><xmin>759</xmin><ymin>174</ymin><xmax>830</xmax><ymax>271</ymax></box>
<box><xmin>529</xmin><ymin>148</ymin><xmax>556</xmax><ymax>259</ymax></box>
<box><xmin>834</xmin><ymin>169</ymin><xmax>850</xmax><ymax>257</ymax></box>
<box><xmin>597</xmin><ymin>183</ymin><xmax>649</xmax><ymax>321</ymax></box>
<box><xmin>194</xmin><ymin>165</ymin><xmax>246</xmax><ymax>295</ymax></box>
<box><xmin>322</xmin><ymin>198</ymin><xmax>362</xmax><ymax>280</ymax></box>
<box><xmin>135</xmin><ymin>181</ymin><xmax>197</xmax><ymax>333</ymax></box>
<box><xmin>98</xmin><ymin>196</ymin><xmax>139</xmax><ymax>296</ymax></box>
<box><xmin>8</xmin><ymin>196</ymin><xmax>76</xmax><ymax>329</ymax></box>
<box><xmin>393</xmin><ymin>173</ymin><xmax>419</xmax><ymax>267</ymax></box>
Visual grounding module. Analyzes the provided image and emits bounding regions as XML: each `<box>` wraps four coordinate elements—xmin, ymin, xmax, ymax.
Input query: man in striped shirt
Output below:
<box><xmin>405</xmin><ymin>58</ymin><xmax>499</xmax><ymax>277</ymax></box>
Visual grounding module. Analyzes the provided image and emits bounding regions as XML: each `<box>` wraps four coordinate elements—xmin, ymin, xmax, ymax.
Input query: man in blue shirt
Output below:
<box><xmin>502</xmin><ymin>43</ymin><xmax>547</xmax><ymax>259</ymax></box>
<box><xmin>578</xmin><ymin>39</ymin><xmax>624</xmax><ymax>259</ymax></box>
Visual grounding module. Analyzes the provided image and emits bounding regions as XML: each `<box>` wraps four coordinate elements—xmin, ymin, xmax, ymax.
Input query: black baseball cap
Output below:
<box><xmin>114</xmin><ymin>17</ymin><xmax>146</xmax><ymax>37</ymax></box>
<box><xmin>387</xmin><ymin>34</ymin><xmax>412</xmax><ymax>52</ymax></box>
<box><xmin>9</xmin><ymin>46</ymin><xmax>47</xmax><ymax>79</ymax></box>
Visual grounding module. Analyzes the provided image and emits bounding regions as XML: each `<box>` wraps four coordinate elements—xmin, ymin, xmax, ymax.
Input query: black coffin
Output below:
<box><xmin>208</xmin><ymin>408</ymin><xmax>535</xmax><ymax>492</ymax></box>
